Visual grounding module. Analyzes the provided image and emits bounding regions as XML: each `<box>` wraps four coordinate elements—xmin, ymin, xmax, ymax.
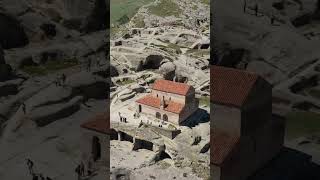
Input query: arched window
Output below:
<box><xmin>163</xmin><ymin>114</ymin><xmax>168</xmax><ymax>121</ymax></box>
<box><xmin>92</xmin><ymin>136</ymin><xmax>101</xmax><ymax>162</ymax></box>
<box><xmin>156</xmin><ymin>112</ymin><xmax>161</xmax><ymax>119</ymax></box>
<box><xmin>138</xmin><ymin>105</ymin><xmax>142</xmax><ymax>113</ymax></box>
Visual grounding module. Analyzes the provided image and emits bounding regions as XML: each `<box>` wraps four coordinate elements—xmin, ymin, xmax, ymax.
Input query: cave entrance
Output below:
<box><xmin>144</xmin><ymin>55</ymin><xmax>163</xmax><ymax>69</ymax></box>
<box><xmin>155</xmin><ymin>151</ymin><xmax>172</xmax><ymax>162</ymax></box>
<box><xmin>163</xmin><ymin>114</ymin><xmax>168</xmax><ymax>121</ymax></box>
<box><xmin>92</xmin><ymin>136</ymin><xmax>101</xmax><ymax>162</ymax></box>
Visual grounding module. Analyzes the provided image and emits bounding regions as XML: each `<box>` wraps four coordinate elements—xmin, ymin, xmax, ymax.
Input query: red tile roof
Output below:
<box><xmin>136</xmin><ymin>95</ymin><xmax>184</xmax><ymax>114</ymax></box>
<box><xmin>211</xmin><ymin>130</ymin><xmax>239</xmax><ymax>165</ymax></box>
<box><xmin>211</xmin><ymin>65</ymin><xmax>258</xmax><ymax>107</ymax></box>
<box><xmin>152</xmin><ymin>79</ymin><xmax>191</xmax><ymax>96</ymax></box>
<box><xmin>81</xmin><ymin>112</ymin><xmax>110</xmax><ymax>134</ymax></box>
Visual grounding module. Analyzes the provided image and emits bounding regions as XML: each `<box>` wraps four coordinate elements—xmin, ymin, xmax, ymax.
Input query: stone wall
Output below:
<box><xmin>138</xmin><ymin>103</ymin><xmax>180</xmax><ymax>124</ymax></box>
<box><xmin>152</xmin><ymin>89</ymin><xmax>186</xmax><ymax>104</ymax></box>
<box><xmin>149</xmin><ymin>126</ymin><xmax>181</xmax><ymax>139</ymax></box>
<box><xmin>220</xmin><ymin>117</ymin><xmax>284</xmax><ymax>180</ymax></box>
<box><xmin>81</xmin><ymin>129</ymin><xmax>109</xmax><ymax>169</ymax></box>
<box><xmin>211</xmin><ymin>165</ymin><xmax>221</xmax><ymax>180</ymax></box>
<box><xmin>212</xmin><ymin>104</ymin><xmax>241</xmax><ymax>136</ymax></box>
<box><xmin>179</xmin><ymin>99</ymin><xmax>198</xmax><ymax>124</ymax></box>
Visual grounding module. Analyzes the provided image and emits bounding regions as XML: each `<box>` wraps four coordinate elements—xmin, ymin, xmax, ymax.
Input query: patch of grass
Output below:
<box><xmin>167</xmin><ymin>43</ymin><xmax>182</xmax><ymax>54</ymax></box>
<box><xmin>22</xmin><ymin>58</ymin><xmax>78</xmax><ymax>76</ymax></box>
<box><xmin>285</xmin><ymin>111</ymin><xmax>320</xmax><ymax>139</ymax></box>
<box><xmin>192</xmin><ymin>5</ymin><xmax>198</xmax><ymax>10</ymax></box>
<box><xmin>168</xmin><ymin>124</ymin><xmax>177</xmax><ymax>130</ymax></box>
<box><xmin>111</xmin><ymin>26</ymin><xmax>130</xmax><ymax>39</ymax></box>
<box><xmin>201</xmin><ymin>0</ymin><xmax>210</xmax><ymax>5</ymax></box>
<box><xmin>22</xmin><ymin>66</ymin><xmax>47</xmax><ymax>76</ymax></box>
<box><xmin>148</xmin><ymin>0</ymin><xmax>182</xmax><ymax>17</ymax></box>
<box><xmin>111</xmin><ymin>0</ymin><xmax>154</xmax><ymax>25</ymax></box>
<box><xmin>131</xmin><ymin>15</ymin><xmax>145</xmax><ymax>28</ymax></box>
<box><xmin>194</xmin><ymin>50</ymin><xmax>210</xmax><ymax>57</ymax></box>
<box><xmin>153</xmin><ymin>43</ymin><xmax>182</xmax><ymax>54</ymax></box>
<box><xmin>186</xmin><ymin>49</ymin><xmax>210</xmax><ymax>56</ymax></box>
<box><xmin>199</xmin><ymin>96</ymin><xmax>210</xmax><ymax>106</ymax></box>
<box><xmin>308</xmin><ymin>89</ymin><xmax>320</xmax><ymax>100</ymax></box>
<box><xmin>117</xmin><ymin>78</ymin><xmax>135</xmax><ymax>86</ymax></box>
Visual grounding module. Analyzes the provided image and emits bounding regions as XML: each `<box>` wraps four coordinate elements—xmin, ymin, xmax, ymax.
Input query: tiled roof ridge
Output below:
<box><xmin>211</xmin><ymin>129</ymin><xmax>240</xmax><ymax>165</ymax></box>
<box><xmin>152</xmin><ymin>79</ymin><xmax>191</xmax><ymax>96</ymax></box>
<box><xmin>136</xmin><ymin>95</ymin><xmax>185</xmax><ymax>114</ymax></box>
<box><xmin>81</xmin><ymin>112</ymin><xmax>109</xmax><ymax>134</ymax></box>
<box><xmin>211</xmin><ymin>65</ymin><xmax>259</xmax><ymax>107</ymax></box>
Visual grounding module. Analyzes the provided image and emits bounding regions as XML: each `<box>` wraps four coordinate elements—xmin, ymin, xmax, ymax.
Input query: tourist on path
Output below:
<box><xmin>80</xmin><ymin>162</ymin><xmax>85</xmax><ymax>176</ymax></box>
<box><xmin>254</xmin><ymin>4</ymin><xmax>258</xmax><ymax>16</ymax></box>
<box><xmin>75</xmin><ymin>164</ymin><xmax>81</xmax><ymax>180</ymax></box>
<box><xmin>87</xmin><ymin>156</ymin><xmax>94</xmax><ymax>176</ymax></box>
<box><xmin>22</xmin><ymin>103</ymin><xmax>27</xmax><ymax>115</ymax></box>
<box><xmin>87</xmin><ymin>58</ymin><xmax>92</xmax><ymax>72</ymax></box>
<box><xmin>26</xmin><ymin>158</ymin><xmax>34</xmax><ymax>175</ymax></box>
<box><xmin>32</xmin><ymin>175</ymin><xmax>38</xmax><ymax>180</ymax></box>
<box><xmin>61</xmin><ymin>74</ymin><xmax>66</xmax><ymax>86</ymax></box>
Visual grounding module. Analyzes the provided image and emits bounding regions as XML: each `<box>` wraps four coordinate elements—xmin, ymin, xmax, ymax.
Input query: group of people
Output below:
<box><xmin>118</xmin><ymin>112</ymin><xmax>128</xmax><ymax>123</ymax></box>
<box><xmin>54</xmin><ymin>74</ymin><xmax>67</xmax><ymax>87</ymax></box>
<box><xmin>133</xmin><ymin>112</ymin><xmax>140</xmax><ymax>119</ymax></box>
<box><xmin>243</xmin><ymin>0</ymin><xmax>280</xmax><ymax>26</ymax></box>
<box><xmin>84</xmin><ymin>57</ymin><xmax>102</xmax><ymax>72</ymax></box>
<box><xmin>26</xmin><ymin>159</ymin><xmax>52</xmax><ymax>180</ymax></box>
<box><xmin>75</xmin><ymin>156</ymin><xmax>95</xmax><ymax>180</ymax></box>
<box><xmin>193</xmin><ymin>136</ymin><xmax>202</xmax><ymax>145</ymax></box>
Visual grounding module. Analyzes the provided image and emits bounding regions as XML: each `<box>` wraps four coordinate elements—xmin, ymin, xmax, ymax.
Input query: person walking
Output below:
<box><xmin>22</xmin><ymin>103</ymin><xmax>27</xmax><ymax>115</ymax></box>
<box><xmin>75</xmin><ymin>164</ymin><xmax>81</xmax><ymax>180</ymax></box>
<box><xmin>87</xmin><ymin>156</ymin><xmax>94</xmax><ymax>176</ymax></box>
<box><xmin>80</xmin><ymin>162</ymin><xmax>85</xmax><ymax>177</ymax></box>
<box><xmin>26</xmin><ymin>159</ymin><xmax>34</xmax><ymax>175</ymax></box>
<box><xmin>54</xmin><ymin>79</ymin><xmax>58</xmax><ymax>87</ymax></box>
<box><xmin>87</xmin><ymin>57</ymin><xmax>92</xmax><ymax>72</ymax></box>
<box><xmin>57</xmin><ymin>75</ymin><xmax>61</xmax><ymax>86</ymax></box>
<box><xmin>61</xmin><ymin>73</ymin><xmax>66</xmax><ymax>86</ymax></box>
<box><xmin>96</xmin><ymin>57</ymin><xmax>101</xmax><ymax>68</ymax></box>
<box><xmin>254</xmin><ymin>4</ymin><xmax>259</xmax><ymax>16</ymax></box>
<box><xmin>271</xmin><ymin>14</ymin><xmax>276</xmax><ymax>25</ymax></box>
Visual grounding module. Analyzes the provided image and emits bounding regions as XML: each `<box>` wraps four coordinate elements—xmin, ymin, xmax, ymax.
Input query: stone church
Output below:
<box><xmin>211</xmin><ymin>65</ymin><xmax>285</xmax><ymax>180</ymax></box>
<box><xmin>136</xmin><ymin>79</ymin><xmax>199</xmax><ymax>125</ymax></box>
<box><xmin>80</xmin><ymin>111</ymin><xmax>109</xmax><ymax>174</ymax></box>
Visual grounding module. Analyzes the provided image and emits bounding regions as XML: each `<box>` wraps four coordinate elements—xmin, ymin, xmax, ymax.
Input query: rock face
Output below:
<box><xmin>40</xmin><ymin>23</ymin><xmax>57</xmax><ymax>38</ymax></box>
<box><xmin>111</xmin><ymin>168</ymin><xmax>132</xmax><ymax>180</ymax></box>
<box><xmin>159</xmin><ymin>62</ymin><xmax>176</xmax><ymax>80</ymax></box>
<box><xmin>0</xmin><ymin>79</ymin><xmax>21</xmax><ymax>97</ymax></box>
<box><xmin>81</xmin><ymin>0</ymin><xmax>109</xmax><ymax>33</ymax></box>
<box><xmin>30</xmin><ymin>96</ymin><xmax>83</xmax><ymax>127</ymax></box>
<box><xmin>0</xmin><ymin>13</ymin><xmax>29</xmax><ymax>49</ymax></box>
<box><xmin>0</xmin><ymin>46</ymin><xmax>13</xmax><ymax>82</ymax></box>
<box><xmin>0</xmin><ymin>46</ymin><xmax>5</xmax><ymax>64</ymax></box>
<box><xmin>67</xmin><ymin>72</ymin><xmax>109</xmax><ymax>99</ymax></box>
